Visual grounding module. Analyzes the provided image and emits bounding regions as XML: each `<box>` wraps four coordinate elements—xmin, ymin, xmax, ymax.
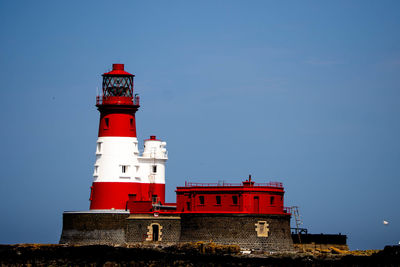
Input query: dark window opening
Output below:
<box><xmin>122</xmin><ymin>165</ymin><xmax>128</xmax><ymax>173</ymax></box>
<box><xmin>104</xmin><ymin>118</ymin><xmax>109</xmax><ymax>128</ymax></box>
<box><xmin>152</xmin><ymin>195</ymin><xmax>158</xmax><ymax>203</ymax></box>
<box><xmin>199</xmin><ymin>196</ymin><xmax>204</xmax><ymax>205</ymax></box>
<box><xmin>152</xmin><ymin>224</ymin><xmax>159</xmax><ymax>241</ymax></box>
<box><xmin>152</xmin><ymin>165</ymin><xmax>157</xmax><ymax>173</ymax></box>
<box><xmin>216</xmin><ymin>196</ymin><xmax>221</xmax><ymax>205</ymax></box>
<box><xmin>232</xmin><ymin>195</ymin><xmax>238</xmax><ymax>205</ymax></box>
<box><xmin>89</xmin><ymin>186</ymin><xmax>94</xmax><ymax>201</ymax></box>
<box><xmin>130</xmin><ymin>118</ymin><xmax>134</xmax><ymax>128</ymax></box>
<box><xmin>186</xmin><ymin>202</ymin><xmax>191</xmax><ymax>211</ymax></box>
<box><xmin>270</xmin><ymin>196</ymin><xmax>275</xmax><ymax>205</ymax></box>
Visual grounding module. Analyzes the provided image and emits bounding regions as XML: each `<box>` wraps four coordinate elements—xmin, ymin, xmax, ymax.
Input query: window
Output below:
<box><xmin>104</xmin><ymin>118</ymin><xmax>109</xmax><ymax>128</ymax></box>
<box><xmin>232</xmin><ymin>195</ymin><xmax>238</xmax><ymax>205</ymax></box>
<box><xmin>130</xmin><ymin>118</ymin><xmax>134</xmax><ymax>128</ymax></box>
<box><xmin>103</xmin><ymin>76</ymin><xmax>133</xmax><ymax>97</ymax></box>
<box><xmin>152</xmin><ymin>195</ymin><xmax>158</xmax><ymax>203</ymax></box>
<box><xmin>216</xmin><ymin>196</ymin><xmax>221</xmax><ymax>205</ymax></box>
<box><xmin>152</xmin><ymin>165</ymin><xmax>157</xmax><ymax>173</ymax></box>
<box><xmin>97</xmin><ymin>142</ymin><xmax>102</xmax><ymax>152</ymax></box>
<box><xmin>121</xmin><ymin>165</ymin><xmax>128</xmax><ymax>173</ymax></box>
<box><xmin>94</xmin><ymin>166</ymin><xmax>98</xmax><ymax>174</ymax></box>
<box><xmin>255</xmin><ymin>221</ymin><xmax>269</xmax><ymax>237</ymax></box>
<box><xmin>199</xmin><ymin>196</ymin><xmax>204</xmax><ymax>205</ymax></box>
<box><xmin>270</xmin><ymin>196</ymin><xmax>275</xmax><ymax>205</ymax></box>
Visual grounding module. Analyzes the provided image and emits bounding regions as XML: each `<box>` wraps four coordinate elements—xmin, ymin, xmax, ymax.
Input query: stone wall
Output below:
<box><xmin>60</xmin><ymin>212</ymin><xmax>293</xmax><ymax>251</ymax></box>
<box><xmin>126</xmin><ymin>215</ymin><xmax>181</xmax><ymax>245</ymax></box>
<box><xmin>60</xmin><ymin>212</ymin><xmax>130</xmax><ymax>245</ymax></box>
<box><xmin>179</xmin><ymin>214</ymin><xmax>294</xmax><ymax>252</ymax></box>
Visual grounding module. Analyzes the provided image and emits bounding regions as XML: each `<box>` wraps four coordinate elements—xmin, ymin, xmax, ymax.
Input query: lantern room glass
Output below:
<box><xmin>102</xmin><ymin>76</ymin><xmax>133</xmax><ymax>97</ymax></box>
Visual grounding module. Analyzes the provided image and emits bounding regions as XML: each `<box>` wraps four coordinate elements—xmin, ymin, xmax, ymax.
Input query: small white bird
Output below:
<box><xmin>383</xmin><ymin>220</ymin><xmax>389</xmax><ymax>225</ymax></box>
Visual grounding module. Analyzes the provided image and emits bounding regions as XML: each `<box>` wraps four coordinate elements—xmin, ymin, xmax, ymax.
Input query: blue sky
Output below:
<box><xmin>0</xmin><ymin>1</ymin><xmax>399</xmax><ymax>250</ymax></box>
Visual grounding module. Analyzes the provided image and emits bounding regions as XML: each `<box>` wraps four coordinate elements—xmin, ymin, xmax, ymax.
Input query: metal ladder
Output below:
<box><xmin>291</xmin><ymin>206</ymin><xmax>303</xmax><ymax>246</ymax></box>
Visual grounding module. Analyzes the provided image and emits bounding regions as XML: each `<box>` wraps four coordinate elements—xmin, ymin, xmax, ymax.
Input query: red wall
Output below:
<box><xmin>98</xmin><ymin>111</ymin><xmax>137</xmax><ymax>137</ymax></box>
<box><xmin>176</xmin><ymin>186</ymin><xmax>286</xmax><ymax>214</ymax></box>
<box><xmin>90</xmin><ymin>182</ymin><xmax>165</xmax><ymax>210</ymax></box>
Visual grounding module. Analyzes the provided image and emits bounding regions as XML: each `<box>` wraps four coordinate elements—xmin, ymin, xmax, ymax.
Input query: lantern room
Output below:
<box><xmin>96</xmin><ymin>64</ymin><xmax>139</xmax><ymax>106</ymax></box>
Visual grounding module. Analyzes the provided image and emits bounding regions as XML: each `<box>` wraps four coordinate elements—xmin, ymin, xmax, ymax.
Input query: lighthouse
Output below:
<box><xmin>89</xmin><ymin>64</ymin><xmax>167</xmax><ymax>210</ymax></box>
<box><xmin>60</xmin><ymin>63</ymin><xmax>296</xmax><ymax>252</ymax></box>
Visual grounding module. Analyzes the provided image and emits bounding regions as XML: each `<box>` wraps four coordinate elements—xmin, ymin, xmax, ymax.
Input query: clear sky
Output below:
<box><xmin>0</xmin><ymin>1</ymin><xmax>399</xmax><ymax>250</ymax></box>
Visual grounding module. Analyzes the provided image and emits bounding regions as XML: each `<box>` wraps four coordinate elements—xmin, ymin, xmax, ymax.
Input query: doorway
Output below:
<box><xmin>253</xmin><ymin>196</ymin><xmax>259</xmax><ymax>213</ymax></box>
<box><xmin>152</xmin><ymin>224</ymin><xmax>159</xmax><ymax>241</ymax></box>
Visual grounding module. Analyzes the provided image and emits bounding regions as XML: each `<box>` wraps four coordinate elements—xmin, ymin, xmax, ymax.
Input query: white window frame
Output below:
<box><xmin>96</xmin><ymin>142</ymin><xmax>102</xmax><ymax>154</ymax></box>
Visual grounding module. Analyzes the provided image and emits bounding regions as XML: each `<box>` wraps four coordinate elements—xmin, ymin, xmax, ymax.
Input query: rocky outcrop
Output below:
<box><xmin>0</xmin><ymin>244</ymin><xmax>399</xmax><ymax>266</ymax></box>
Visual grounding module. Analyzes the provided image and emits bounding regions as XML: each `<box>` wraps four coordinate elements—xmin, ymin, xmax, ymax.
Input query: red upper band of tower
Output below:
<box><xmin>96</xmin><ymin>64</ymin><xmax>140</xmax><ymax>137</ymax></box>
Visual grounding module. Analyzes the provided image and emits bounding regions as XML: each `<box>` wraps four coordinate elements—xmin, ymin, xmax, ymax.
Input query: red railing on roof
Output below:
<box><xmin>184</xmin><ymin>181</ymin><xmax>283</xmax><ymax>188</ymax></box>
<box><xmin>96</xmin><ymin>95</ymin><xmax>140</xmax><ymax>106</ymax></box>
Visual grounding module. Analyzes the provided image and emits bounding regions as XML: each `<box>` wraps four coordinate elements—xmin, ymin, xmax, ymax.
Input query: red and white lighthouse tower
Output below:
<box><xmin>89</xmin><ymin>64</ymin><xmax>167</xmax><ymax>210</ymax></box>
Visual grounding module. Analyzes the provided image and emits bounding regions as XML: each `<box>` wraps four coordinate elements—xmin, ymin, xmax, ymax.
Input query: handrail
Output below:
<box><xmin>96</xmin><ymin>95</ymin><xmax>140</xmax><ymax>106</ymax></box>
<box><xmin>184</xmin><ymin>181</ymin><xmax>283</xmax><ymax>188</ymax></box>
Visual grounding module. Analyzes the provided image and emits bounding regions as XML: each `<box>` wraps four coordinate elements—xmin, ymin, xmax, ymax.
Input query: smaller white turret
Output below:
<box><xmin>142</xmin><ymin>136</ymin><xmax>168</xmax><ymax>159</ymax></box>
<box><xmin>138</xmin><ymin>135</ymin><xmax>168</xmax><ymax>185</ymax></box>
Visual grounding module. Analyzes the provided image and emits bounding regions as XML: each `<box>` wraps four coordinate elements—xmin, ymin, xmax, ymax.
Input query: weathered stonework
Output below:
<box><xmin>125</xmin><ymin>214</ymin><xmax>181</xmax><ymax>245</ymax></box>
<box><xmin>60</xmin><ymin>212</ymin><xmax>293</xmax><ymax>251</ymax></box>
<box><xmin>179</xmin><ymin>214</ymin><xmax>293</xmax><ymax>251</ymax></box>
<box><xmin>59</xmin><ymin>212</ymin><xmax>130</xmax><ymax>245</ymax></box>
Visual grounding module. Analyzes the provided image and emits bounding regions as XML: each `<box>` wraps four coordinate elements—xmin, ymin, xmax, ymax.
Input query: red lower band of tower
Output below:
<box><xmin>89</xmin><ymin>182</ymin><xmax>165</xmax><ymax>210</ymax></box>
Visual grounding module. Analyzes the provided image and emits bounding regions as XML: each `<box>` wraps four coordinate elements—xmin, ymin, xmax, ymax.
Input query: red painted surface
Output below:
<box><xmin>98</xmin><ymin>109</ymin><xmax>138</xmax><ymax>137</ymax></box>
<box><xmin>125</xmin><ymin>179</ymin><xmax>290</xmax><ymax>215</ymax></box>
<box><xmin>90</xmin><ymin>182</ymin><xmax>165</xmax><ymax>210</ymax></box>
<box><xmin>175</xmin><ymin>179</ymin><xmax>288</xmax><ymax>215</ymax></box>
<box><xmin>127</xmin><ymin>200</ymin><xmax>153</xmax><ymax>213</ymax></box>
<box><xmin>103</xmin><ymin>64</ymin><xmax>134</xmax><ymax>76</ymax></box>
